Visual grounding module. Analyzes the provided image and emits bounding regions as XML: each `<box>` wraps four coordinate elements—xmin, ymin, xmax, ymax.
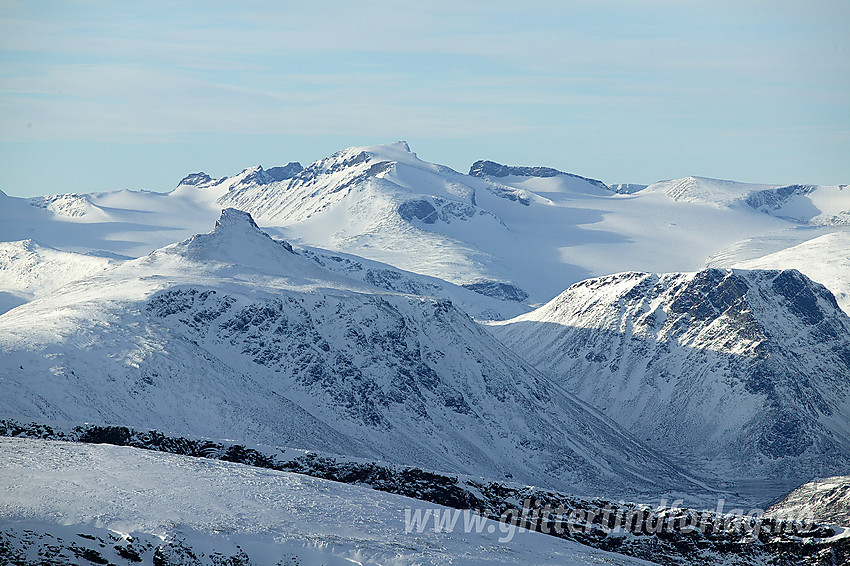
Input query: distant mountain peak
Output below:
<box><xmin>335</xmin><ymin>141</ymin><xmax>414</xmax><ymax>164</ymax></box>
<box><xmin>213</xmin><ymin>207</ymin><xmax>261</xmax><ymax>232</ymax></box>
<box><xmin>469</xmin><ymin>160</ymin><xmax>610</xmax><ymax>191</ymax></box>
<box><xmin>178</xmin><ymin>172</ymin><xmax>216</xmax><ymax>187</ymax></box>
<box><xmin>177</xmin><ymin>163</ymin><xmax>303</xmax><ymax>192</ymax></box>
<box><xmin>167</xmin><ymin>208</ymin><xmax>294</xmax><ymax>265</ymax></box>
<box><xmin>265</xmin><ymin>162</ymin><xmax>303</xmax><ymax>182</ymax></box>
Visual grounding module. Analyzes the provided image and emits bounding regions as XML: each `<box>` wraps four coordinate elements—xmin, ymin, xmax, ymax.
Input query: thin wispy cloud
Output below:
<box><xmin>0</xmin><ymin>0</ymin><xmax>847</xmax><ymax>194</ymax></box>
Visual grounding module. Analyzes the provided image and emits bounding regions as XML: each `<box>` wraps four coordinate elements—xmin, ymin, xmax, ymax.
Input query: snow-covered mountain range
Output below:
<box><xmin>1</xmin><ymin>140</ymin><xmax>848</xmax><ymax>564</ymax></box>
<box><xmin>1</xmin><ymin>142</ymin><xmax>847</xmax><ymax>315</ymax></box>
<box><xmin>0</xmin><ymin>209</ymin><xmax>705</xmax><ymax>500</ymax></box>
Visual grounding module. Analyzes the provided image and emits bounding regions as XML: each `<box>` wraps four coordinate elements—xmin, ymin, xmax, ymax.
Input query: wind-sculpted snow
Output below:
<box><xmin>0</xmin><ymin>210</ymin><xmax>704</xmax><ymax>500</ymax></box>
<box><xmin>488</xmin><ymin>268</ymin><xmax>850</xmax><ymax>483</ymax></box>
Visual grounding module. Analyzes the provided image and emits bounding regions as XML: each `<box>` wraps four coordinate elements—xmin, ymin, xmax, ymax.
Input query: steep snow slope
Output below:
<box><xmin>0</xmin><ymin>437</ymin><xmax>657</xmax><ymax>566</ymax></box>
<box><xmin>724</xmin><ymin>231</ymin><xmax>850</xmax><ymax>315</ymax></box>
<box><xmin>0</xmin><ymin>210</ymin><xmax>704</xmax><ymax>499</ymax></box>
<box><xmin>4</xmin><ymin>143</ymin><xmax>845</xmax><ymax>311</ymax></box>
<box><xmin>767</xmin><ymin>475</ymin><xmax>850</xmax><ymax>527</ymax></box>
<box><xmin>0</xmin><ymin>240</ymin><xmax>113</xmax><ymax>315</ymax></box>
<box><xmin>487</xmin><ymin>268</ymin><xmax>850</xmax><ymax>483</ymax></box>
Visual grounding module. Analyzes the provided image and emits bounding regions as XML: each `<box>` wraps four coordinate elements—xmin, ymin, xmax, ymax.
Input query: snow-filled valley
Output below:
<box><xmin>1</xmin><ymin>141</ymin><xmax>849</xmax><ymax>564</ymax></box>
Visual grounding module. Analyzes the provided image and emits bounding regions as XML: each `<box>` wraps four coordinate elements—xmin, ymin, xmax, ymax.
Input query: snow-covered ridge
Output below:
<box><xmin>644</xmin><ymin>176</ymin><xmax>849</xmax><ymax>225</ymax></box>
<box><xmin>728</xmin><ymin>231</ymin><xmax>850</xmax><ymax>315</ymax></box>
<box><xmin>154</xmin><ymin>207</ymin><xmax>296</xmax><ymax>269</ymax></box>
<box><xmin>469</xmin><ymin>159</ymin><xmax>611</xmax><ymax>191</ymax></box>
<box><xmin>28</xmin><ymin>192</ymin><xmax>107</xmax><ymax>220</ymax></box>
<box><xmin>2</xmin><ymin>431</ymin><xmax>846</xmax><ymax>566</ymax></box>
<box><xmin>176</xmin><ymin>162</ymin><xmax>304</xmax><ymax>192</ymax></box>
<box><xmin>488</xmin><ymin>267</ymin><xmax>850</xmax><ymax>483</ymax></box>
<box><xmin>645</xmin><ymin>176</ymin><xmax>776</xmax><ymax>206</ymax></box>
<box><xmin>0</xmin><ymin>210</ymin><xmax>703</xmax><ymax>500</ymax></box>
<box><xmin>5</xmin><ymin>437</ymin><xmax>661</xmax><ymax>566</ymax></box>
<box><xmin>0</xmin><ymin>239</ymin><xmax>114</xmax><ymax>315</ymax></box>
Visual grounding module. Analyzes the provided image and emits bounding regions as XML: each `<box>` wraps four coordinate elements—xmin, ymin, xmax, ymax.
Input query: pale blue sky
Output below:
<box><xmin>1</xmin><ymin>0</ymin><xmax>848</xmax><ymax>196</ymax></box>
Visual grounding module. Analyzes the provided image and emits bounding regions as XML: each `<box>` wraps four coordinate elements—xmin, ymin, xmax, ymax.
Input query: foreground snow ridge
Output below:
<box><xmin>0</xmin><ymin>437</ymin><xmax>656</xmax><ymax>566</ymax></box>
<box><xmin>1</xmin><ymin>434</ymin><xmax>847</xmax><ymax>566</ymax></box>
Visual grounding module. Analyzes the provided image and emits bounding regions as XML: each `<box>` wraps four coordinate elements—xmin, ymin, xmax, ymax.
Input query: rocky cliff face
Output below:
<box><xmin>488</xmin><ymin>268</ymin><xmax>850</xmax><ymax>480</ymax></box>
<box><xmin>468</xmin><ymin>159</ymin><xmax>610</xmax><ymax>192</ymax></box>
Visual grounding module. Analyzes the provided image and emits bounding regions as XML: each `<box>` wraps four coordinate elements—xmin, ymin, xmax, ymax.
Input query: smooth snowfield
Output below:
<box><xmin>0</xmin><ymin>437</ymin><xmax>657</xmax><ymax>566</ymax></box>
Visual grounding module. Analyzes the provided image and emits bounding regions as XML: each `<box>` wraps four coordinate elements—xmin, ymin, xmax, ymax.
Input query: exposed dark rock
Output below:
<box><xmin>469</xmin><ymin>160</ymin><xmax>610</xmax><ymax>191</ymax></box>
<box><xmin>462</xmin><ymin>280</ymin><xmax>529</xmax><ymax>302</ymax></box>
<box><xmin>264</xmin><ymin>162</ymin><xmax>303</xmax><ymax>182</ymax></box>
<box><xmin>746</xmin><ymin>184</ymin><xmax>815</xmax><ymax>212</ymax></box>
<box><xmin>397</xmin><ymin>199</ymin><xmax>438</xmax><ymax>224</ymax></box>
<box><xmin>178</xmin><ymin>172</ymin><xmax>215</xmax><ymax>186</ymax></box>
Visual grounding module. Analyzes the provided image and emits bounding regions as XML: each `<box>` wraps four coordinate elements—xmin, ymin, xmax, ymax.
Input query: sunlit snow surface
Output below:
<box><xmin>0</xmin><ymin>437</ymin><xmax>656</xmax><ymax>565</ymax></box>
<box><xmin>727</xmin><ymin>231</ymin><xmax>850</xmax><ymax>315</ymax></box>
<box><xmin>0</xmin><ymin>142</ymin><xmax>846</xmax><ymax>312</ymax></box>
